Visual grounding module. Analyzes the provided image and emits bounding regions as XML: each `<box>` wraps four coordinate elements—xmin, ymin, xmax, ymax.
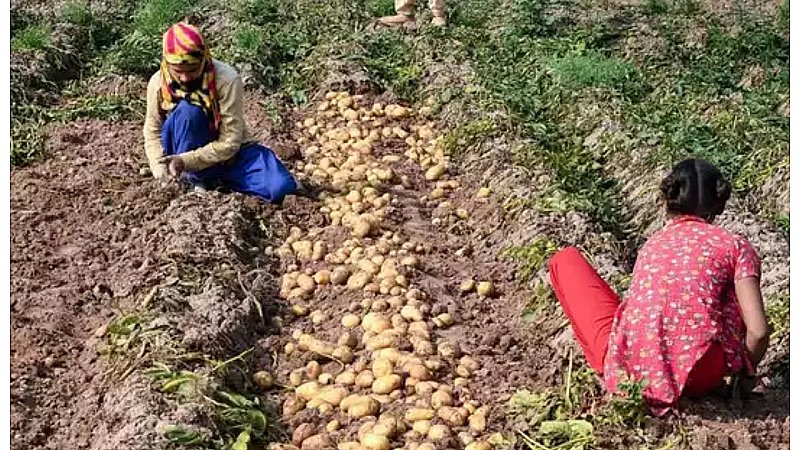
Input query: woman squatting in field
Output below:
<box><xmin>143</xmin><ymin>21</ymin><xmax>314</xmax><ymax>203</ymax></box>
<box><xmin>548</xmin><ymin>158</ymin><xmax>769</xmax><ymax>415</ymax></box>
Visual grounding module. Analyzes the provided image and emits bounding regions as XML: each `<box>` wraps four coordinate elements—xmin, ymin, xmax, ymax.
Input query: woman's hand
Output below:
<box><xmin>159</xmin><ymin>155</ymin><xmax>186</xmax><ymax>179</ymax></box>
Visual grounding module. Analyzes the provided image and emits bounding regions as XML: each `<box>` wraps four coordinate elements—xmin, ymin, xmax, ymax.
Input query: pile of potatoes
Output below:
<box><xmin>268</xmin><ymin>92</ymin><xmax>497</xmax><ymax>450</ymax></box>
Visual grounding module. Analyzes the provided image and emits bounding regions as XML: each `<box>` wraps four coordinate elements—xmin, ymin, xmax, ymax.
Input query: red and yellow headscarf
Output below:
<box><xmin>160</xmin><ymin>22</ymin><xmax>221</xmax><ymax>133</ymax></box>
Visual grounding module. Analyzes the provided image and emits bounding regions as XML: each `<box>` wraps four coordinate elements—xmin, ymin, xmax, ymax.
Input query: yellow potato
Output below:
<box><xmin>335</xmin><ymin>369</ymin><xmax>356</xmax><ymax>384</ymax></box>
<box><xmin>296</xmin><ymin>381</ymin><xmax>321</xmax><ymax>401</ymax></box>
<box><xmin>318</xmin><ymin>373</ymin><xmax>334</xmax><ymax>385</ymax></box>
<box><xmin>465</xmin><ymin>442</ymin><xmax>492</xmax><ymax>450</ymax></box>
<box><xmin>431</xmin><ymin>390</ymin><xmax>453</xmax><ymax>409</ymax></box>
<box><xmin>469</xmin><ymin>413</ymin><xmax>487</xmax><ymax>432</ymax></box>
<box><xmin>347</xmin><ymin>271</ymin><xmax>372</xmax><ymax>290</ymax></box>
<box><xmin>333</xmin><ymin>346</ymin><xmax>355</xmax><ymax>363</ymax></box>
<box><xmin>331</xmin><ymin>267</ymin><xmax>351</xmax><ymax>285</ymax></box>
<box><xmin>400</xmin><ymin>305</ymin><xmax>424</xmax><ymax>322</ymax></box>
<box><xmin>405</xmin><ymin>408</ymin><xmax>435</xmax><ymax>422</ymax></box>
<box><xmin>348</xmin><ymin>397</ymin><xmax>381</xmax><ymax>418</ymax></box>
<box><xmin>313</xmin><ymin>269</ymin><xmax>331</xmax><ymax>285</ymax></box>
<box><xmin>476</xmin><ymin>281</ymin><xmax>495</xmax><ymax>297</ymax></box>
<box><xmin>427</xmin><ymin>424</ymin><xmax>450</xmax><ymax>441</ymax></box>
<box><xmin>407</xmin><ymin>321</ymin><xmax>431</xmax><ymax>339</ymax></box>
<box><xmin>437</xmin><ymin>406</ymin><xmax>468</xmax><ymax>426</ymax></box>
<box><xmin>301</xmin><ymin>434</ymin><xmax>331</xmax><ymax>450</ymax></box>
<box><xmin>432</xmin><ymin>313</ymin><xmax>454</xmax><ymax>328</ymax></box>
<box><xmin>460</xmin><ymin>356</ymin><xmax>481</xmax><ymax>372</ymax></box>
<box><xmin>342</xmin><ymin>314</ymin><xmax>362</xmax><ymax>328</ymax></box>
<box><xmin>412</xmin><ymin>419</ymin><xmax>431</xmax><ymax>435</ymax></box>
<box><xmin>404</xmin><ymin>363</ymin><xmax>432</xmax><ymax>381</ymax></box>
<box><xmin>318</xmin><ymin>386</ymin><xmax>348</xmax><ymax>406</ymax></box>
<box><xmin>326</xmin><ymin>420</ymin><xmax>341</xmax><ymax>432</ymax></box>
<box><xmin>361</xmin><ymin>434</ymin><xmax>390</xmax><ymax>450</ymax></box>
<box><xmin>356</xmin><ymin>370</ymin><xmax>376</xmax><ymax>388</ymax></box>
<box><xmin>372</xmin><ymin>375</ymin><xmax>402</xmax><ymax>394</ymax></box>
<box><xmin>372</xmin><ymin>358</ymin><xmax>394</xmax><ymax>378</ymax></box>
<box><xmin>289</xmin><ymin>369</ymin><xmax>304</xmax><ymax>387</ymax></box>
<box><xmin>282</xmin><ymin>395</ymin><xmax>305</xmax><ymax>417</ymax></box>
<box><xmin>337</xmin><ymin>442</ymin><xmax>364</xmax><ymax>450</ymax></box>
<box><xmin>366</xmin><ymin>333</ymin><xmax>398</xmax><ymax>351</ymax></box>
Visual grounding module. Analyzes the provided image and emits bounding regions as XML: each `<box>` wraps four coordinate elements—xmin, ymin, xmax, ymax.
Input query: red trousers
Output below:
<box><xmin>548</xmin><ymin>247</ymin><xmax>726</xmax><ymax>397</ymax></box>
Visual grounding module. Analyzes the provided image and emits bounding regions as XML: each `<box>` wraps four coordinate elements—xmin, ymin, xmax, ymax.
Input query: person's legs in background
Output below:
<box><xmin>378</xmin><ymin>0</ymin><xmax>416</xmax><ymax>26</ymax></box>
<box><xmin>548</xmin><ymin>247</ymin><xmax>621</xmax><ymax>373</ymax></box>
<box><xmin>429</xmin><ymin>0</ymin><xmax>445</xmax><ymax>26</ymax></box>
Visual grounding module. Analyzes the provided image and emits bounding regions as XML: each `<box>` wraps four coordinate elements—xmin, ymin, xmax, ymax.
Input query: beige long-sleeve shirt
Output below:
<box><xmin>143</xmin><ymin>60</ymin><xmax>257</xmax><ymax>178</ymax></box>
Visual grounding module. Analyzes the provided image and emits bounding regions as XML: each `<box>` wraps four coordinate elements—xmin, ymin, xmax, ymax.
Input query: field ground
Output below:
<box><xmin>10</xmin><ymin>0</ymin><xmax>790</xmax><ymax>449</ymax></box>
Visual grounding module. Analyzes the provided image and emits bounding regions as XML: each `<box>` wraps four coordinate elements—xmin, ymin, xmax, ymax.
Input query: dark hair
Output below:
<box><xmin>660</xmin><ymin>158</ymin><xmax>731</xmax><ymax>220</ymax></box>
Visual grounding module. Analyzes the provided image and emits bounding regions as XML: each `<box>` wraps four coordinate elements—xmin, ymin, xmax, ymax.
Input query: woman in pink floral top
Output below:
<box><xmin>548</xmin><ymin>159</ymin><xmax>769</xmax><ymax>415</ymax></box>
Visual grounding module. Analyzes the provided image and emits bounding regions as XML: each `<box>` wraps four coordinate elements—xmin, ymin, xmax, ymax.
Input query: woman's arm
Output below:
<box><xmin>144</xmin><ymin>73</ymin><xmax>167</xmax><ymax>179</ymax></box>
<box><xmin>177</xmin><ymin>70</ymin><xmax>245</xmax><ymax>172</ymax></box>
<box><xmin>735</xmin><ymin>276</ymin><xmax>769</xmax><ymax>372</ymax></box>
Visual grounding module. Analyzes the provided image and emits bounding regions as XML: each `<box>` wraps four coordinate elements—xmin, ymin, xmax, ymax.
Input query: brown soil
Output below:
<box><xmin>11</xmin><ymin>91</ymin><xmax>789</xmax><ymax>450</ymax></box>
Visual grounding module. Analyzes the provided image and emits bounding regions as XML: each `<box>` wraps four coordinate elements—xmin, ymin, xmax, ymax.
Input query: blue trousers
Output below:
<box><xmin>161</xmin><ymin>100</ymin><xmax>298</xmax><ymax>203</ymax></box>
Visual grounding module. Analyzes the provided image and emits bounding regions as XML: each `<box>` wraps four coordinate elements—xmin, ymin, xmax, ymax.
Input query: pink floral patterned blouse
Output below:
<box><xmin>603</xmin><ymin>215</ymin><xmax>761</xmax><ymax>413</ymax></box>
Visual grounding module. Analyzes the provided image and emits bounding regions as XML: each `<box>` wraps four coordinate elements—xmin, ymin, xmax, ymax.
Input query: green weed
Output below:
<box><xmin>766</xmin><ymin>294</ymin><xmax>789</xmax><ymax>340</ymax></box>
<box><xmin>549</xmin><ymin>52</ymin><xmax>637</xmax><ymax>91</ymax></box>
<box><xmin>504</xmin><ymin>238</ymin><xmax>558</xmax><ymax>282</ymax></box>
<box><xmin>438</xmin><ymin>118</ymin><xmax>497</xmax><ymax>157</ymax></box>
<box><xmin>63</xmin><ymin>1</ymin><xmax>93</xmax><ymax>26</ymax></box>
<box><xmin>11</xmin><ymin>25</ymin><xmax>50</xmax><ymax>52</ymax></box>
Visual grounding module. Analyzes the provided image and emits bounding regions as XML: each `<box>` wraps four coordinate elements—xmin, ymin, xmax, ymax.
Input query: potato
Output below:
<box><xmin>362</xmin><ymin>313</ymin><xmax>391</xmax><ymax>333</ymax></box>
<box><xmin>296</xmin><ymin>381</ymin><xmax>321</xmax><ymax>401</ymax></box>
<box><xmin>336</xmin><ymin>332</ymin><xmax>357</xmax><ymax>349</ymax></box>
<box><xmin>326</xmin><ymin>420</ymin><xmax>341</xmax><ymax>432</ymax></box>
<box><xmin>366</xmin><ymin>333</ymin><xmax>399</xmax><ymax>351</ymax></box>
<box><xmin>337</xmin><ymin>442</ymin><xmax>364</xmax><ymax>450</ymax></box>
<box><xmin>289</xmin><ymin>369</ymin><xmax>305</xmax><ymax>387</ymax></box>
<box><xmin>311</xmin><ymin>311</ymin><xmax>329</xmax><ymax>325</ymax></box>
<box><xmin>412</xmin><ymin>419</ymin><xmax>432</xmax><ymax>435</ymax></box>
<box><xmin>416</xmin><ymin>444</ymin><xmax>436</xmax><ymax>450</ymax></box>
<box><xmin>333</xmin><ymin>346</ymin><xmax>355</xmax><ymax>363</ymax></box>
<box><xmin>371</xmin><ymin>420</ymin><xmax>397</xmax><ymax>438</ymax></box>
<box><xmin>414</xmin><ymin>381</ymin><xmax>436</xmax><ymax>398</ymax></box>
<box><xmin>291</xmin><ymin>305</ymin><xmax>310</xmax><ymax>317</ymax></box>
<box><xmin>407</xmin><ymin>321</ymin><xmax>430</xmax><ymax>339</ymax></box>
<box><xmin>292</xmin><ymin>423</ymin><xmax>315</xmax><ymax>447</ymax></box>
<box><xmin>348</xmin><ymin>397</ymin><xmax>381</xmax><ymax>418</ymax></box>
<box><xmin>253</xmin><ymin>371</ymin><xmax>276</xmax><ymax>391</ymax></box>
<box><xmin>424</xmin><ymin>164</ymin><xmax>446</xmax><ymax>181</ymax></box>
<box><xmin>283</xmin><ymin>395</ymin><xmax>305</xmax><ymax>417</ymax></box>
<box><xmin>372</xmin><ymin>358</ymin><xmax>394</xmax><ymax>377</ymax></box>
<box><xmin>424</xmin><ymin>359</ymin><xmax>443</xmax><ymax>372</ymax></box>
<box><xmin>428</xmin><ymin>424</ymin><xmax>450</xmax><ymax>441</ymax></box>
<box><xmin>285</xmin><ymin>342</ymin><xmax>297</xmax><ymax>356</ymax></box>
<box><xmin>432</xmin><ymin>313</ymin><xmax>454</xmax><ymax>328</ymax></box>
<box><xmin>313</xmin><ymin>270</ymin><xmax>331</xmax><ymax>285</ymax></box>
<box><xmin>331</xmin><ymin>267</ymin><xmax>351</xmax><ymax>285</ymax></box>
<box><xmin>348</xmin><ymin>271</ymin><xmax>372</xmax><ymax>290</ymax></box>
<box><xmin>437</xmin><ymin>341</ymin><xmax>462</xmax><ymax>359</ymax></box>
<box><xmin>405</xmin><ymin>408</ymin><xmax>435</xmax><ymax>422</ymax></box>
<box><xmin>356</xmin><ymin>370</ymin><xmax>376</xmax><ymax>388</ymax></box>
<box><xmin>308</xmin><ymin>339</ymin><xmax>336</xmax><ymax>357</ymax></box>
<box><xmin>305</xmin><ymin>361</ymin><xmax>322</xmax><ymax>380</ymax></box>
<box><xmin>437</xmin><ymin>406</ymin><xmax>468</xmax><ymax>426</ymax></box>
<box><xmin>319</xmin><ymin>373</ymin><xmax>334</xmax><ymax>385</ymax></box>
<box><xmin>465</xmin><ymin>442</ymin><xmax>492</xmax><ymax>450</ymax></box>
<box><xmin>319</xmin><ymin>386</ymin><xmax>348</xmax><ymax>406</ymax></box>
<box><xmin>400</xmin><ymin>305</ymin><xmax>424</xmax><ymax>322</ymax></box>
<box><xmin>297</xmin><ymin>274</ymin><xmax>316</xmax><ymax>291</ymax></box>
<box><xmin>373</xmin><ymin>347</ymin><xmax>402</xmax><ymax>363</ymax></box>
<box><xmin>336</xmin><ymin>371</ymin><xmax>357</xmax><ymax>385</ymax></box>
<box><xmin>410</xmin><ymin>336</ymin><xmax>434</xmax><ymax>356</ymax></box>
<box><xmin>430</xmin><ymin>390</ymin><xmax>453</xmax><ymax>409</ymax></box>
<box><xmin>372</xmin><ymin>375</ymin><xmax>402</xmax><ymax>394</ymax></box>
<box><xmin>403</xmin><ymin>363</ymin><xmax>432</xmax><ymax>381</ymax></box>
<box><xmin>361</xmin><ymin>434</ymin><xmax>390</xmax><ymax>450</ymax></box>
<box><xmin>301</xmin><ymin>434</ymin><xmax>331</xmax><ymax>450</ymax></box>
<box><xmin>460</xmin><ymin>356</ymin><xmax>481</xmax><ymax>372</ymax></box>
<box><xmin>342</xmin><ymin>314</ymin><xmax>362</xmax><ymax>328</ymax></box>
<box><xmin>476</xmin><ymin>281</ymin><xmax>495</xmax><ymax>297</ymax></box>
<box><xmin>469</xmin><ymin>413</ymin><xmax>487</xmax><ymax>432</ymax></box>
<box><xmin>454</xmin><ymin>377</ymin><xmax>468</xmax><ymax>388</ymax></box>
<box><xmin>340</xmin><ymin>394</ymin><xmax>363</xmax><ymax>411</ymax></box>
<box><xmin>460</xmin><ymin>278</ymin><xmax>476</xmax><ymax>293</ymax></box>
<box><xmin>459</xmin><ymin>432</ymin><xmax>475</xmax><ymax>446</ymax></box>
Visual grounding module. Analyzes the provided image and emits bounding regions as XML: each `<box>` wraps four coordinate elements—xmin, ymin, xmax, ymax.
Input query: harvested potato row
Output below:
<box><xmin>272</xmin><ymin>92</ymin><xmax>498</xmax><ymax>450</ymax></box>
